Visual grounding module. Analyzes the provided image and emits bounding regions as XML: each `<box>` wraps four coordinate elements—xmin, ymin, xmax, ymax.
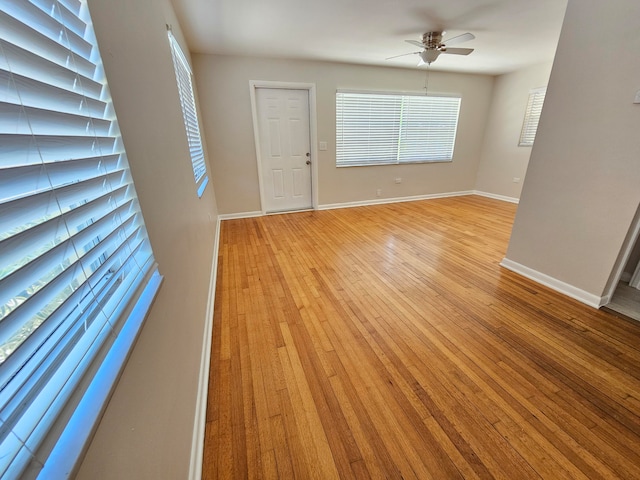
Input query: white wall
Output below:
<box><xmin>193</xmin><ymin>55</ymin><xmax>494</xmax><ymax>214</ymax></box>
<box><xmin>475</xmin><ymin>62</ymin><xmax>553</xmax><ymax>199</ymax></box>
<box><xmin>505</xmin><ymin>0</ymin><xmax>640</xmax><ymax>298</ymax></box>
<box><xmin>76</xmin><ymin>0</ymin><xmax>218</xmax><ymax>478</ymax></box>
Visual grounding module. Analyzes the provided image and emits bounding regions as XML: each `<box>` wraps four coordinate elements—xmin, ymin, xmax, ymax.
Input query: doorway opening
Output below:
<box><xmin>603</xmin><ymin>203</ymin><xmax>640</xmax><ymax>321</ymax></box>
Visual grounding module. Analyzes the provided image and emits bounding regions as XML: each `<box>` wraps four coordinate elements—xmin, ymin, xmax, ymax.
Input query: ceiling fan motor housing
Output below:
<box><xmin>422</xmin><ymin>31</ymin><xmax>444</xmax><ymax>49</ymax></box>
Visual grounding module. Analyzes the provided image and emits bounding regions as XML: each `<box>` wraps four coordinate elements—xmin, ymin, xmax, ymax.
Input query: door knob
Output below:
<box><xmin>306</xmin><ymin>160</ymin><xmax>311</xmax><ymax>165</ymax></box>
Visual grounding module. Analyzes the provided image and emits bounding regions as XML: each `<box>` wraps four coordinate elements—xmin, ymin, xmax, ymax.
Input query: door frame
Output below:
<box><xmin>602</xmin><ymin>201</ymin><xmax>640</xmax><ymax>304</ymax></box>
<box><xmin>249</xmin><ymin>80</ymin><xmax>319</xmax><ymax>214</ymax></box>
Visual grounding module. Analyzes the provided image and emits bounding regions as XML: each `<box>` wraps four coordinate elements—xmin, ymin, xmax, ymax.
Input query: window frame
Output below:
<box><xmin>335</xmin><ymin>90</ymin><xmax>462</xmax><ymax>168</ymax></box>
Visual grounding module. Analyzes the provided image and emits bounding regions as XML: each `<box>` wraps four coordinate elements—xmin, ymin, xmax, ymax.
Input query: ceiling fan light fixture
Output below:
<box><xmin>420</xmin><ymin>50</ymin><xmax>441</xmax><ymax>65</ymax></box>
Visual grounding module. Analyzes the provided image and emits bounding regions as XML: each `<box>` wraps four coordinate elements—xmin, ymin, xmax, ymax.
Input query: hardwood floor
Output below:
<box><xmin>203</xmin><ymin>195</ymin><xmax>640</xmax><ymax>479</ymax></box>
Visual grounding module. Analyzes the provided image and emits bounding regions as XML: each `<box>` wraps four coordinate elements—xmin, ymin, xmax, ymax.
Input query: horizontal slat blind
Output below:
<box><xmin>0</xmin><ymin>1</ymin><xmax>158</xmax><ymax>477</ymax></box>
<box><xmin>336</xmin><ymin>91</ymin><xmax>461</xmax><ymax>167</ymax></box>
<box><xmin>336</xmin><ymin>93</ymin><xmax>402</xmax><ymax>166</ymax></box>
<box><xmin>398</xmin><ymin>95</ymin><xmax>460</xmax><ymax>163</ymax></box>
<box><xmin>168</xmin><ymin>31</ymin><xmax>208</xmax><ymax>197</ymax></box>
<box><xmin>519</xmin><ymin>86</ymin><xmax>546</xmax><ymax>146</ymax></box>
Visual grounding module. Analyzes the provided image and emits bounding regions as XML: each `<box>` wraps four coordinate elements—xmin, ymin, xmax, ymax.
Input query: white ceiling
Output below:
<box><xmin>170</xmin><ymin>0</ymin><xmax>568</xmax><ymax>75</ymax></box>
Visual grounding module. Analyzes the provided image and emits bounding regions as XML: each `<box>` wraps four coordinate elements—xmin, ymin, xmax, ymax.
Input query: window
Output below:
<box><xmin>519</xmin><ymin>87</ymin><xmax>547</xmax><ymax>146</ymax></box>
<box><xmin>336</xmin><ymin>91</ymin><xmax>461</xmax><ymax>167</ymax></box>
<box><xmin>0</xmin><ymin>1</ymin><xmax>160</xmax><ymax>477</ymax></box>
<box><xmin>168</xmin><ymin>30</ymin><xmax>209</xmax><ymax>197</ymax></box>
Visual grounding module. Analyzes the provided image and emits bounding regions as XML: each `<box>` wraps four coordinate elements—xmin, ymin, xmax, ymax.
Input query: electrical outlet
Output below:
<box><xmin>513</xmin><ymin>177</ymin><xmax>521</xmax><ymax>183</ymax></box>
<box><xmin>376</xmin><ymin>189</ymin><xmax>382</xmax><ymax>197</ymax></box>
<box><xmin>395</xmin><ymin>177</ymin><xmax>402</xmax><ymax>184</ymax></box>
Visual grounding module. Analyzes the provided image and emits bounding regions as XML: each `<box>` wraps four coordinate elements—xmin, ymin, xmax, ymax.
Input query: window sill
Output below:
<box><xmin>336</xmin><ymin>159</ymin><xmax>453</xmax><ymax>168</ymax></box>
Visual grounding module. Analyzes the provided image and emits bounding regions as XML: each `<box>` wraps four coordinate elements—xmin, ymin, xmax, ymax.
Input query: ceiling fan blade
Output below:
<box><xmin>442</xmin><ymin>32</ymin><xmax>475</xmax><ymax>46</ymax></box>
<box><xmin>405</xmin><ymin>39</ymin><xmax>425</xmax><ymax>48</ymax></box>
<box><xmin>442</xmin><ymin>47</ymin><xmax>474</xmax><ymax>55</ymax></box>
<box><xmin>386</xmin><ymin>51</ymin><xmax>421</xmax><ymax>60</ymax></box>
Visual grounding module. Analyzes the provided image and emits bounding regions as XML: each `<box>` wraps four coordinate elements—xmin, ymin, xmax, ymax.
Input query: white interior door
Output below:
<box><xmin>256</xmin><ymin>88</ymin><xmax>312</xmax><ymax>213</ymax></box>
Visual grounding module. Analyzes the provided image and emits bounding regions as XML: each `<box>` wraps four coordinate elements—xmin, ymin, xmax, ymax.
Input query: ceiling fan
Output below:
<box><xmin>388</xmin><ymin>31</ymin><xmax>475</xmax><ymax>65</ymax></box>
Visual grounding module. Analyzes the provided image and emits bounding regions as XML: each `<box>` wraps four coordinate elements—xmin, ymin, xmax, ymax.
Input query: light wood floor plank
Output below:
<box><xmin>203</xmin><ymin>195</ymin><xmax>640</xmax><ymax>479</ymax></box>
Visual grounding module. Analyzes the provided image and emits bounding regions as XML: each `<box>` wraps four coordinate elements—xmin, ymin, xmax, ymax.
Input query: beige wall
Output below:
<box><xmin>505</xmin><ymin>0</ymin><xmax>640</xmax><ymax>297</ymax></box>
<box><xmin>77</xmin><ymin>0</ymin><xmax>218</xmax><ymax>478</ymax></box>
<box><xmin>193</xmin><ymin>55</ymin><xmax>495</xmax><ymax>214</ymax></box>
<box><xmin>475</xmin><ymin>62</ymin><xmax>553</xmax><ymax>199</ymax></box>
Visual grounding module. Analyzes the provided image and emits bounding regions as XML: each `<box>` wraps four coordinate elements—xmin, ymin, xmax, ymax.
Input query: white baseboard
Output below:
<box><xmin>217</xmin><ymin>191</ymin><xmax>520</xmax><ymax>219</ymax></box>
<box><xmin>473</xmin><ymin>190</ymin><xmax>520</xmax><ymax>204</ymax></box>
<box><xmin>500</xmin><ymin>257</ymin><xmax>605</xmax><ymax>308</ymax></box>
<box><xmin>318</xmin><ymin>190</ymin><xmax>475</xmax><ymax>211</ymax></box>
<box><xmin>188</xmin><ymin>217</ymin><xmax>221</xmax><ymax>480</ymax></box>
<box><xmin>218</xmin><ymin>210</ymin><xmax>263</xmax><ymax>220</ymax></box>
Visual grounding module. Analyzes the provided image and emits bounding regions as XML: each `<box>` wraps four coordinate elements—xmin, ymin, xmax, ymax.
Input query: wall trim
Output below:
<box><xmin>317</xmin><ymin>190</ymin><xmax>475</xmax><ymax>211</ymax></box>
<box><xmin>473</xmin><ymin>190</ymin><xmax>520</xmax><ymax>204</ymax></box>
<box><xmin>500</xmin><ymin>257</ymin><xmax>605</xmax><ymax>308</ymax></box>
<box><xmin>216</xmin><ymin>191</ymin><xmax>523</xmax><ymax>217</ymax></box>
<box><xmin>218</xmin><ymin>211</ymin><xmax>263</xmax><ymax>221</ymax></box>
<box><xmin>188</xmin><ymin>217</ymin><xmax>221</xmax><ymax>480</ymax></box>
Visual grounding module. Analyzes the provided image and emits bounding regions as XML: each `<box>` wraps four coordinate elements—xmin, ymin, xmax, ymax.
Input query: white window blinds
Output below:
<box><xmin>168</xmin><ymin>31</ymin><xmax>209</xmax><ymax>197</ymax></box>
<box><xmin>0</xmin><ymin>1</ymin><xmax>160</xmax><ymax>477</ymax></box>
<box><xmin>336</xmin><ymin>91</ymin><xmax>461</xmax><ymax>167</ymax></box>
<box><xmin>519</xmin><ymin>87</ymin><xmax>547</xmax><ymax>146</ymax></box>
